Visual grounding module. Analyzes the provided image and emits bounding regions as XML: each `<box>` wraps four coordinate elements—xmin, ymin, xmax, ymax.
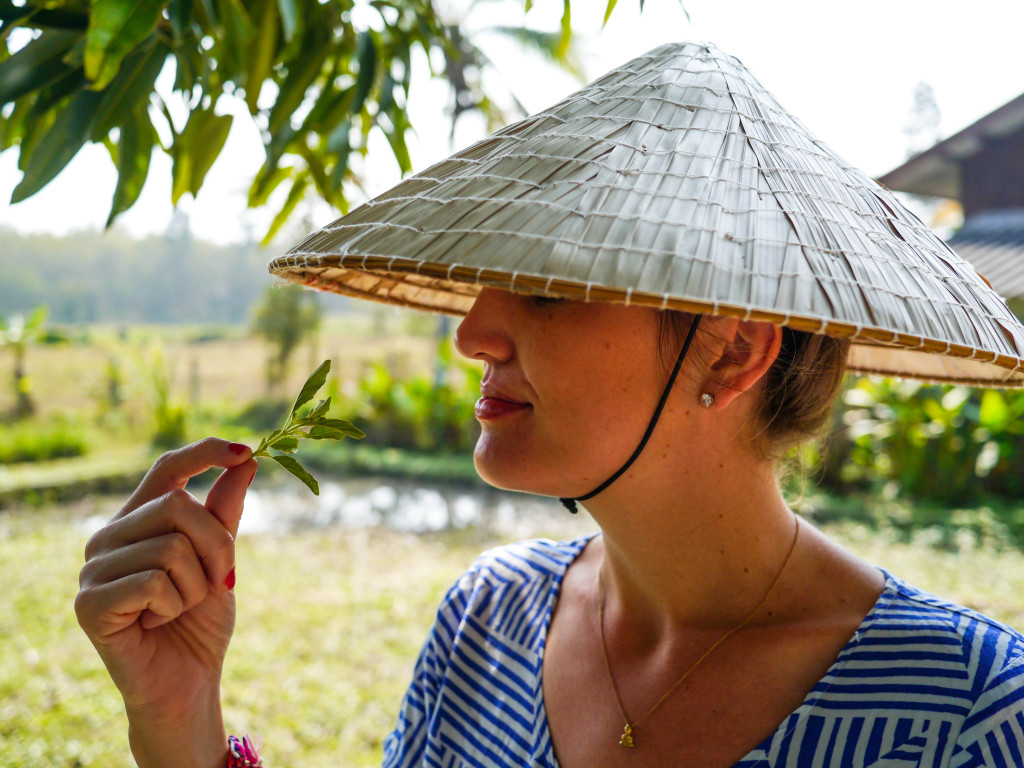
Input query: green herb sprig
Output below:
<box><xmin>251</xmin><ymin>360</ymin><xmax>364</xmax><ymax>495</ymax></box>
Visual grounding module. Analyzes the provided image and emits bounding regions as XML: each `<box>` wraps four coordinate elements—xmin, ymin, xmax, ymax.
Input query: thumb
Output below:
<box><xmin>205</xmin><ymin>458</ymin><xmax>258</xmax><ymax>537</ymax></box>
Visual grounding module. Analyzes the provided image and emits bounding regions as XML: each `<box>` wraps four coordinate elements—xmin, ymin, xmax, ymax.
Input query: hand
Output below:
<box><xmin>75</xmin><ymin>438</ymin><xmax>257</xmax><ymax>765</ymax></box>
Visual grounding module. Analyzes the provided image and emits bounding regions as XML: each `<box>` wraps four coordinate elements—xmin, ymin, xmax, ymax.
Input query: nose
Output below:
<box><xmin>454</xmin><ymin>288</ymin><xmax>515</xmax><ymax>364</ymax></box>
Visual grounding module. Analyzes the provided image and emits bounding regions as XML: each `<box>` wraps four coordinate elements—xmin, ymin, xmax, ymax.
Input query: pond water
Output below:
<box><xmin>237</xmin><ymin>475</ymin><xmax>594</xmax><ymax>538</ymax></box>
<box><xmin>66</xmin><ymin>475</ymin><xmax>595</xmax><ymax>540</ymax></box>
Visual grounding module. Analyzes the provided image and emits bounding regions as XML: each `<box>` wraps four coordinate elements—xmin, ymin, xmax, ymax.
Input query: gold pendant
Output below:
<box><xmin>619</xmin><ymin>723</ymin><xmax>635</xmax><ymax>748</ymax></box>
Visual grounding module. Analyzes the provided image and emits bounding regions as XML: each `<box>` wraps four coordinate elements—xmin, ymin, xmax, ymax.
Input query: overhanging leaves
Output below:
<box><xmin>171</xmin><ymin>105</ymin><xmax>233</xmax><ymax>203</ymax></box>
<box><xmin>1</xmin><ymin>0</ymin><xmax>665</xmax><ymax>234</ymax></box>
<box><xmin>11</xmin><ymin>86</ymin><xmax>102</xmax><ymax>203</ymax></box>
<box><xmin>106</xmin><ymin>102</ymin><xmax>155</xmax><ymax>226</ymax></box>
<box><xmin>84</xmin><ymin>0</ymin><xmax>167</xmax><ymax>91</ymax></box>
<box><xmin>90</xmin><ymin>35</ymin><xmax>167</xmax><ymax>140</ymax></box>
<box><xmin>0</xmin><ymin>28</ymin><xmax>81</xmax><ymax>104</ymax></box>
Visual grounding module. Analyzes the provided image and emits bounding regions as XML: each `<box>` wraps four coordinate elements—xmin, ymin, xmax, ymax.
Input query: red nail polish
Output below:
<box><xmin>225</xmin><ymin>568</ymin><xmax>236</xmax><ymax>590</ymax></box>
<box><xmin>228</xmin><ymin>443</ymin><xmax>248</xmax><ymax>455</ymax></box>
<box><xmin>248</xmin><ymin>471</ymin><xmax>256</xmax><ymax>488</ymax></box>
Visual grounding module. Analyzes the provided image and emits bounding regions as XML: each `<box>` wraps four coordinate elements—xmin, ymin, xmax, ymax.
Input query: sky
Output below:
<box><xmin>1</xmin><ymin>0</ymin><xmax>1023</xmax><ymax>245</ymax></box>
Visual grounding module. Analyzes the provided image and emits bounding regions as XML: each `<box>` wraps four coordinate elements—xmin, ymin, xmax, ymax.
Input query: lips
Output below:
<box><xmin>475</xmin><ymin>384</ymin><xmax>531</xmax><ymax>420</ymax></box>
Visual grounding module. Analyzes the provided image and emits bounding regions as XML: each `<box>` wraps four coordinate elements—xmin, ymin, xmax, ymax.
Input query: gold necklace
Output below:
<box><xmin>598</xmin><ymin>515</ymin><xmax>800</xmax><ymax>748</ymax></box>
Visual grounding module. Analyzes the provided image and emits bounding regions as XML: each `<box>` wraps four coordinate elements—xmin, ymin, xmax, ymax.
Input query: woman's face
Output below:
<box><xmin>454</xmin><ymin>288</ymin><xmax>678</xmax><ymax>498</ymax></box>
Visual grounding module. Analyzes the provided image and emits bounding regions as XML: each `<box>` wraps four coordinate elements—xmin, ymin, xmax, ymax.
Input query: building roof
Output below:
<box><xmin>947</xmin><ymin>210</ymin><xmax>1024</xmax><ymax>301</ymax></box>
<box><xmin>878</xmin><ymin>93</ymin><xmax>1024</xmax><ymax>199</ymax></box>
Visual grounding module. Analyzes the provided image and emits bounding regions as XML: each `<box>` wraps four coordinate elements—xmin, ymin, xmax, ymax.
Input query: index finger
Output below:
<box><xmin>118</xmin><ymin>438</ymin><xmax>253</xmax><ymax>520</ymax></box>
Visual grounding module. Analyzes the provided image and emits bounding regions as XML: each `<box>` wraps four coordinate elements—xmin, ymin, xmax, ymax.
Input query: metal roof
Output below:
<box><xmin>878</xmin><ymin>93</ymin><xmax>1024</xmax><ymax>199</ymax></box>
<box><xmin>947</xmin><ymin>210</ymin><xmax>1024</xmax><ymax>301</ymax></box>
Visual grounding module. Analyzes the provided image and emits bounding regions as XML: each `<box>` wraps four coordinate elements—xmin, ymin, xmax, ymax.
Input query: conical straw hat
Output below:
<box><xmin>270</xmin><ymin>41</ymin><xmax>1024</xmax><ymax>387</ymax></box>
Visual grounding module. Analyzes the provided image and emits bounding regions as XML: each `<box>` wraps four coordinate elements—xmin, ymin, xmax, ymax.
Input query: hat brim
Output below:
<box><xmin>269</xmin><ymin>253</ymin><xmax>1024</xmax><ymax>387</ymax></box>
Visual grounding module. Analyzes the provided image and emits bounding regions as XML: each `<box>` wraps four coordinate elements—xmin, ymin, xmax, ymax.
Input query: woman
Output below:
<box><xmin>76</xmin><ymin>42</ymin><xmax>1024</xmax><ymax>766</ymax></box>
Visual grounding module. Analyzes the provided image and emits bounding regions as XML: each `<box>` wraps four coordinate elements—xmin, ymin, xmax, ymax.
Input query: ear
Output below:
<box><xmin>702</xmin><ymin>319</ymin><xmax>782</xmax><ymax>409</ymax></box>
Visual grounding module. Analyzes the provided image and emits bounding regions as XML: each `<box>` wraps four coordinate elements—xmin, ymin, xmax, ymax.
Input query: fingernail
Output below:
<box><xmin>225</xmin><ymin>568</ymin><xmax>236</xmax><ymax>590</ymax></box>
<box><xmin>248</xmin><ymin>469</ymin><xmax>257</xmax><ymax>488</ymax></box>
<box><xmin>228</xmin><ymin>443</ymin><xmax>248</xmax><ymax>455</ymax></box>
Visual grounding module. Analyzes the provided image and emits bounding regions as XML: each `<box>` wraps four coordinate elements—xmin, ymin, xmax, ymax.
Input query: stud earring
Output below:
<box><xmin>700</xmin><ymin>393</ymin><xmax>714</xmax><ymax>408</ymax></box>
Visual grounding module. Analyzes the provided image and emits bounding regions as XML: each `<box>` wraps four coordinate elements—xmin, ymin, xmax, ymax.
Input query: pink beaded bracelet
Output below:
<box><xmin>227</xmin><ymin>734</ymin><xmax>263</xmax><ymax>767</ymax></box>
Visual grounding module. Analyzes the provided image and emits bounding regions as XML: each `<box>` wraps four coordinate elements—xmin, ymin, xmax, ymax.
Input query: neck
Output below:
<box><xmin>583</xmin><ymin>437</ymin><xmax>798</xmax><ymax>641</ymax></box>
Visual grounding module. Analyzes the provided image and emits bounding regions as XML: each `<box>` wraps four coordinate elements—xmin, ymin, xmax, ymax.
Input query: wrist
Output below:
<box><xmin>126</xmin><ymin>689</ymin><xmax>227</xmax><ymax>768</ymax></box>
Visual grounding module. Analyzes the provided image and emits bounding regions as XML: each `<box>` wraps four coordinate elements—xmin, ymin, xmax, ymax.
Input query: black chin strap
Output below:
<box><xmin>560</xmin><ymin>314</ymin><xmax>703</xmax><ymax>514</ymax></box>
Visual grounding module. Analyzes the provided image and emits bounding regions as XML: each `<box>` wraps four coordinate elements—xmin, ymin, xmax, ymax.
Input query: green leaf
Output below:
<box><xmin>310</xmin><ymin>419</ymin><xmax>365</xmax><ymax>439</ymax></box>
<box><xmin>215</xmin><ymin>0</ymin><xmax>256</xmax><ymax>78</ymax></box>
<box><xmin>269</xmin><ymin>453</ymin><xmax>319</xmax><ymax>495</ymax></box>
<box><xmin>3</xmin><ymin>64</ymin><xmax>84</xmax><ymax>153</ymax></box>
<box><xmin>382</xmin><ymin>105</ymin><xmax>412</xmax><ymax>175</ymax></box>
<box><xmin>603</xmin><ymin>0</ymin><xmax>619</xmax><ymax>25</ymax></box>
<box><xmin>267</xmin><ymin>42</ymin><xmax>327</xmax><ymax>135</ymax></box>
<box><xmin>84</xmin><ymin>0</ymin><xmax>166</xmax><ymax>91</ymax></box>
<box><xmin>90</xmin><ymin>36</ymin><xmax>166</xmax><ymax>140</ymax></box>
<box><xmin>0</xmin><ymin>29</ymin><xmax>81</xmax><ymax>104</ymax></box>
<box><xmin>11</xmin><ymin>88</ymin><xmax>103</xmax><ymax>203</ymax></box>
<box><xmin>166</xmin><ymin>0</ymin><xmax>191</xmax><ymax>42</ymax></box>
<box><xmin>308</xmin><ymin>397</ymin><xmax>331</xmax><ymax>420</ymax></box>
<box><xmin>106</xmin><ymin>103</ymin><xmax>155</xmax><ymax>227</ymax></box>
<box><xmin>558</xmin><ymin>0</ymin><xmax>571</xmax><ymax>57</ymax></box>
<box><xmin>308</xmin><ymin>424</ymin><xmax>365</xmax><ymax>440</ymax></box>
<box><xmin>12</xmin><ymin>104</ymin><xmax>56</xmax><ymax>170</ymax></box>
<box><xmin>350</xmin><ymin>30</ymin><xmax>377</xmax><ymax>115</ymax></box>
<box><xmin>171</xmin><ymin>107</ymin><xmax>233</xmax><ymax>203</ymax></box>
<box><xmin>979</xmin><ymin>390</ymin><xmax>1009</xmax><ymax>430</ymax></box>
<box><xmin>303</xmin><ymin>84</ymin><xmax>353</xmax><ymax>133</ymax></box>
<box><xmin>270</xmin><ymin>436</ymin><xmax>299</xmax><ymax>453</ymax></box>
<box><xmin>171</xmin><ymin>46</ymin><xmax>200</xmax><ymax>93</ymax></box>
<box><xmin>277</xmin><ymin>0</ymin><xmax>298</xmax><ymax>42</ymax></box>
<box><xmin>189</xmin><ymin>112</ymin><xmax>232</xmax><ymax>197</ymax></box>
<box><xmin>261</xmin><ymin>171</ymin><xmax>308</xmax><ymax>244</ymax></box>
<box><xmin>248</xmin><ymin>165</ymin><xmax>291</xmax><ymax>208</ymax></box>
<box><xmin>327</xmin><ymin>119</ymin><xmax>352</xmax><ymax>191</ymax></box>
<box><xmin>297</xmin><ymin>143</ymin><xmax>332</xmax><ymax>201</ymax></box>
<box><xmin>245</xmin><ymin>0</ymin><xmax>279</xmax><ymax>113</ymax></box>
<box><xmin>291</xmin><ymin>359</ymin><xmax>331</xmax><ymax>414</ymax></box>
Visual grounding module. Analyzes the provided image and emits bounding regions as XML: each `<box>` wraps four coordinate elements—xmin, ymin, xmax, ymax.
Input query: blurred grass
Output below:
<box><xmin>3</xmin><ymin>497</ymin><xmax>1024</xmax><ymax>767</ymax></box>
<box><xmin>0</xmin><ymin>315</ymin><xmax>437</xmax><ymax>421</ymax></box>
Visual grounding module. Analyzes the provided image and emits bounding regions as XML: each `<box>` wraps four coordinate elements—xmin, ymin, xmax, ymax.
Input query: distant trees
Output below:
<box><xmin>0</xmin><ymin>227</ymin><xmax>287</xmax><ymax>324</ymax></box>
<box><xmin>251</xmin><ymin>283</ymin><xmax>322</xmax><ymax>393</ymax></box>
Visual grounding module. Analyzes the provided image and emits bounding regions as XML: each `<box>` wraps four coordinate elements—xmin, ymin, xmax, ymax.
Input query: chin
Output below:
<box><xmin>471</xmin><ymin>434</ymin><xmax>578</xmax><ymax>498</ymax></box>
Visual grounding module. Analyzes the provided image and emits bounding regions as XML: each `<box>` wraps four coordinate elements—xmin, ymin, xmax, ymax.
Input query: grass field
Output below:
<box><xmin>3</xmin><ymin>493</ymin><xmax>1024</xmax><ymax>768</ymax></box>
<box><xmin>0</xmin><ymin>313</ymin><xmax>439</xmax><ymax>420</ymax></box>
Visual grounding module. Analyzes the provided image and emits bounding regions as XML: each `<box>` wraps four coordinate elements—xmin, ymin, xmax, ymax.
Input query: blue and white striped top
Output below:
<box><xmin>383</xmin><ymin>536</ymin><xmax>1024</xmax><ymax>767</ymax></box>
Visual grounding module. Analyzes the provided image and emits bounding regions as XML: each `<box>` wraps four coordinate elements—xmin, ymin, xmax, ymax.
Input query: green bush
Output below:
<box><xmin>336</xmin><ymin>339</ymin><xmax>481</xmax><ymax>453</ymax></box>
<box><xmin>819</xmin><ymin>377</ymin><xmax>1024</xmax><ymax>504</ymax></box>
<box><xmin>0</xmin><ymin>419</ymin><xmax>88</xmax><ymax>464</ymax></box>
<box><xmin>142</xmin><ymin>346</ymin><xmax>189</xmax><ymax>448</ymax></box>
<box><xmin>235</xmin><ymin>398</ymin><xmax>293</xmax><ymax>433</ymax></box>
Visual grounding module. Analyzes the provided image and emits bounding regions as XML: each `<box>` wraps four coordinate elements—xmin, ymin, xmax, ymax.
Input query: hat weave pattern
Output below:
<box><xmin>271</xmin><ymin>42</ymin><xmax>1024</xmax><ymax>386</ymax></box>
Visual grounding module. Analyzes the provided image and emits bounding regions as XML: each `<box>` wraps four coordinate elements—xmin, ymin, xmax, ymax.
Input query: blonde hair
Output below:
<box><xmin>658</xmin><ymin>311</ymin><xmax>849</xmax><ymax>456</ymax></box>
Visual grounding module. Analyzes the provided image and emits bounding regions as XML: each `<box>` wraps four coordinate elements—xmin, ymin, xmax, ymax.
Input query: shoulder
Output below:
<box><xmin>875</xmin><ymin>573</ymin><xmax>1024</xmax><ymax>668</ymax></box>
<box><xmin>444</xmin><ymin>536</ymin><xmax>593</xmax><ymax>611</ymax></box>
<box><xmin>861</xmin><ymin>573</ymin><xmax>1024</xmax><ymax>746</ymax></box>
<box><xmin>431</xmin><ymin>535</ymin><xmax>594</xmax><ymax>647</ymax></box>
<box><xmin>463</xmin><ymin>536</ymin><xmax>593</xmax><ymax>586</ymax></box>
